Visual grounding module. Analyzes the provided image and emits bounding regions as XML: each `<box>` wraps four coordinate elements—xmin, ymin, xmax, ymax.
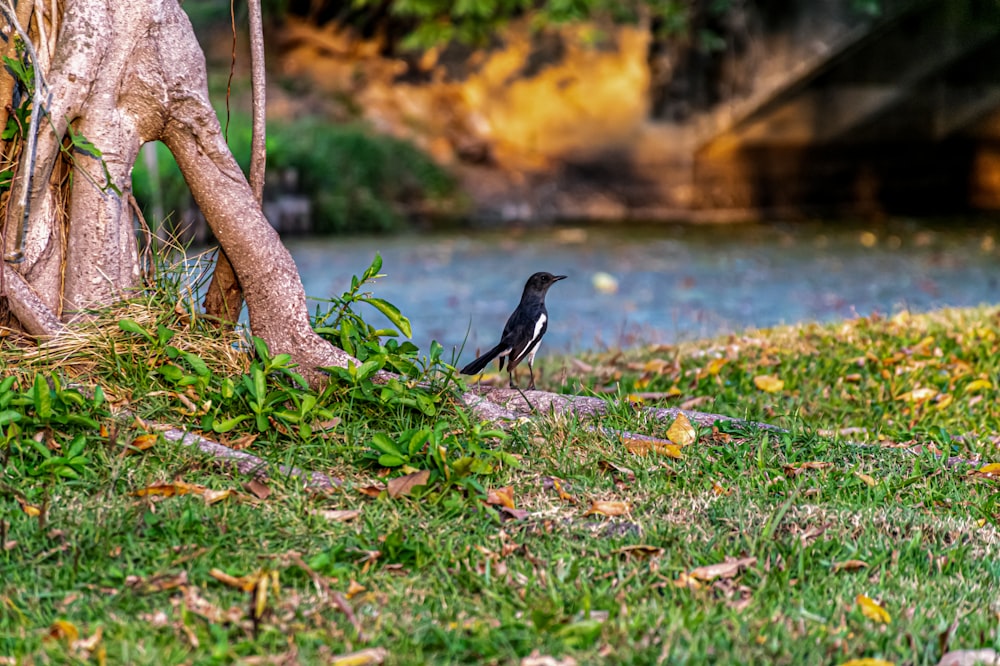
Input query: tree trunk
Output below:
<box><xmin>0</xmin><ymin>0</ymin><xmax>355</xmax><ymax>384</ymax></box>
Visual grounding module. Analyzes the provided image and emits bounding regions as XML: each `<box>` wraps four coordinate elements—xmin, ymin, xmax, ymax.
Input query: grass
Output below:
<box><xmin>2</xmin><ymin>261</ymin><xmax>1000</xmax><ymax>664</ymax></box>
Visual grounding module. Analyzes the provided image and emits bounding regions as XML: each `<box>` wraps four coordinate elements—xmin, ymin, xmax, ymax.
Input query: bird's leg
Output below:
<box><xmin>527</xmin><ymin>361</ymin><xmax>535</xmax><ymax>390</ymax></box>
<box><xmin>508</xmin><ymin>368</ymin><xmax>516</xmax><ymax>389</ymax></box>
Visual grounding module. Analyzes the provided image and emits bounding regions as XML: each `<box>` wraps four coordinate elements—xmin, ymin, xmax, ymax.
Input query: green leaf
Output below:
<box><xmin>182</xmin><ymin>352</ymin><xmax>210</xmax><ymax>377</ymax></box>
<box><xmin>378</xmin><ymin>453</ymin><xmax>407</xmax><ymax>467</ymax></box>
<box><xmin>365</xmin><ymin>298</ymin><xmax>412</xmax><ymax>338</ymax></box>
<box><xmin>0</xmin><ymin>409</ymin><xmax>21</xmax><ymax>426</ymax></box>
<box><xmin>212</xmin><ymin>415</ymin><xmax>250</xmax><ymax>433</ymax></box>
<box><xmin>93</xmin><ymin>385</ymin><xmax>105</xmax><ymax>408</ymax></box>
<box><xmin>364</xmin><ymin>253</ymin><xmax>383</xmax><ymax>280</ymax></box>
<box><xmin>370</xmin><ymin>432</ymin><xmax>402</xmax><ymax>457</ymax></box>
<box><xmin>252</xmin><ymin>336</ymin><xmax>271</xmax><ymax>363</ymax></box>
<box><xmin>32</xmin><ymin>374</ymin><xmax>51</xmax><ymax>419</ymax></box>
<box><xmin>118</xmin><ymin>319</ymin><xmax>154</xmax><ymax>342</ymax></box>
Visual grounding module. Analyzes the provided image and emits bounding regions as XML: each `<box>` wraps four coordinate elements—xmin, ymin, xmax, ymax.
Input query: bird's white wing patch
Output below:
<box><xmin>529</xmin><ymin>313</ymin><xmax>546</xmax><ymax>348</ymax></box>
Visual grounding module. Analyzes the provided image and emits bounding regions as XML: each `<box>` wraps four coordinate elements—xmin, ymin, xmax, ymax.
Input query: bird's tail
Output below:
<box><xmin>460</xmin><ymin>342</ymin><xmax>508</xmax><ymax>375</ymax></box>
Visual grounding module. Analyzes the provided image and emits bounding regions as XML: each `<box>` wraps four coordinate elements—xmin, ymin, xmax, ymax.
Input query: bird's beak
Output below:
<box><xmin>554</xmin><ymin>275</ymin><xmax>567</xmax><ymax>281</ymax></box>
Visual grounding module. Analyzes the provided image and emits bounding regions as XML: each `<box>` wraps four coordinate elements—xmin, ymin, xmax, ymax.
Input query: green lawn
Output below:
<box><xmin>2</xmin><ymin>290</ymin><xmax>1000</xmax><ymax>664</ymax></box>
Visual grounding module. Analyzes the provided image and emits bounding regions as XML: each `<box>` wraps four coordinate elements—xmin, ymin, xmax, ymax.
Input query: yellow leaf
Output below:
<box><xmin>711</xmin><ymin>481</ymin><xmax>731</xmax><ymax>496</ymax></box>
<box><xmin>584</xmin><ymin>500</ymin><xmax>629</xmax><ymax>517</ymax></box>
<box><xmin>346</xmin><ymin>580</ymin><xmax>366</xmax><ymax>600</ymax></box>
<box><xmin>621</xmin><ymin>434</ymin><xmax>683</xmax><ymax>459</ymax></box>
<box><xmin>933</xmin><ymin>394</ymin><xmax>953</xmax><ymax>410</ymax></box>
<box><xmin>896</xmin><ymin>387</ymin><xmax>937</xmax><ymax>403</ymax></box>
<box><xmin>688</xmin><ymin>556</ymin><xmax>757</xmax><ymax>581</ymax></box>
<box><xmin>132</xmin><ymin>481</ymin><xmax>207</xmax><ymax>498</ymax></box>
<box><xmin>977</xmin><ymin>463</ymin><xmax>1000</xmax><ymax>475</ymax></box>
<box><xmin>330</xmin><ymin>648</ymin><xmax>389</xmax><ymax>666</ymax></box>
<box><xmin>666</xmin><ymin>414</ymin><xmax>697</xmax><ymax>446</ymax></box>
<box><xmin>45</xmin><ymin>619</ymin><xmax>79</xmax><ymax>643</ymax></box>
<box><xmin>486</xmin><ymin>486</ymin><xmax>516</xmax><ymax>509</ymax></box>
<box><xmin>754</xmin><ymin>375</ymin><xmax>784</xmax><ymax>393</ymax></box>
<box><xmin>839</xmin><ymin>659</ymin><xmax>894</xmax><ymax>666</ymax></box>
<box><xmin>17</xmin><ymin>497</ymin><xmax>41</xmax><ymax>517</ymax></box>
<box><xmin>202</xmin><ymin>489</ymin><xmax>231</xmax><ymax>505</ymax></box>
<box><xmin>625</xmin><ymin>394</ymin><xmax>645</xmax><ymax>404</ymax></box>
<box><xmin>706</xmin><ymin>357</ymin><xmax>728</xmax><ymax>375</ymax></box>
<box><xmin>855</xmin><ymin>472</ymin><xmax>876</xmax><ymax>487</ymax></box>
<box><xmin>856</xmin><ymin>594</ymin><xmax>891</xmax><ymax>623</ymax></box>
<box><xmin>965</xmin><ymin>379</ymin><xmax>993</xmax><ymax>394</ymax></box>
<box><xmin>127</xmin><ymin>433</ymin><xmax>159</xmax><ymax>454</ymax></box>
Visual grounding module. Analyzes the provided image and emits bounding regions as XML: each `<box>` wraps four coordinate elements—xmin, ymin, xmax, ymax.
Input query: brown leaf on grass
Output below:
<box><xmin>687</xmin><ymin>556</ymin><xmax>757</xmax><ymax>582</ymax></box>
<box><xmin>584</xmin><ymin>500</ymin><xmax>630</xmax><ymax>517</ymax></box>
<box><xmin>783</xmin><ymin>461</ymin><xmax>834</xmax><ymax>477</ymax></box>
<box><xmin>666</xmin><ymin>413</ymin><xmax>698</xmax><ymax>446</ymax></box>
<box><xmin>839</xmin><ymin>659</ymin><xmax>895</xmax><ymax>666</ymax></box>
<box><xmin>621</xmin><ymin>434</ymin><xmax>683</xmax><ymax>459</ymax></box>
<box><xmin>975</xmin><ymin>463</ymin><xmax>1000</xmax><ymax>476</ymax></box>
<box><xmin>316</xmin><ymin>509</ymin><xmax>362</xmax><ymax>523</ymax></box>
<box><xmin>70</xmin><ymin>626</ymin><xmax>103</xmax><ymax>656</ymax></box>
<box><xmin>125</xmin><ymin>433</ymin><xmax>158</xmax><ymax>455</ymax></box>
<box><xmin>711</xmin><ymin>481</ymin><xmax>732</xmax><ymax>496</ymax></box>
<box><xmin>486</xmin><ymin>486</ymin><xmax>516</xmax><ymax>509</ymax></box>
<box><xmin>856</xmin><ymin>594</ymin><xmax>891</xmax><ymax>623</ymax></box>
<box><xmin>127</xmin><ymin>571</ymin><xmax>188</xmax><ymax>594</ymax></box>
<box><xmin>357</xmin><ymin>482</ymin><xmax>387</xmax><ymax>497</ymax></box>
<box><xmin>346</xmin><ymin>580</ymin><xmax>366</xmax><ymax>600</ymax></box>
<box><xmin>499</xmin><ymin>506</ymin><xmax>530</xmax><ymax>521</ymax></box>
<box><xmin>386</xmin><ymin>470</ymin><xmax>431</xmax><ymax>498</ymax></box>
<box><xmin>832</xmin><ymin>559</ymin><xmax>869</xmax><ymax>573</ymax></box>
<box><xmin>202</xmin><ymin>489</ymin><xmax>232</xmax><ymax>505</ymax></box>
<box><xmin>243</xmin><ymin>479</ymin><xmax>271</xmax><ymax>500</ymax></box>
<box><xmin>597</xmin><ymin>460</ymin><xmax>635</xmax><ymax>482</ymax></box>
<box><xmin>330</xmin><ymin>647</ymin><xmax>389</xmax><ymax>666</ymax></box>
<box><xmin>183</xmin><ymin>586</ymin><xmax>243</xmax><ymax>624</ymax></box>
<box><xmin>227</xmin><ymin>433</ymin><xmax>259</xmax><ymax>451</ymax></box>
<box><xmin>614</xmin><ymin>545</ymin><xmax>664</xmax><ymax>560</ymax></box>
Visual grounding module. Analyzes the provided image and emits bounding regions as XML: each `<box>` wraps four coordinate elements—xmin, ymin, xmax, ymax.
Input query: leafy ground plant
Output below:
<box><xmin>2</xmin><ymin>252</ymin><xmax>1000</xmax><ymax>664</ymax></box>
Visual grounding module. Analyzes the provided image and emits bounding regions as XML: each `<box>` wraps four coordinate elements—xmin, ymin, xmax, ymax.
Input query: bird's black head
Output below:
<box><xmin>523</xmin><ymin>271</ymin><xmax>567</xmax><ymax>296</ymax></box>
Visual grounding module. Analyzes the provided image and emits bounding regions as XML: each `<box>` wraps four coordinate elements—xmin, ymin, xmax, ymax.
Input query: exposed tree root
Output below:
<box><xmin>155</xmin><ymin>426</ymin><xmax>341</xmax><ymax>490</ymax></box>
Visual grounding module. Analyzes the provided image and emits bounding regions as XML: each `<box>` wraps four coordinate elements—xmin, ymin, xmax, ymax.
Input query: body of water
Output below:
<box><xmin>282</xmin><ymin>220</ymin><xmax>1000</xmax><ymax>363</ymax></box>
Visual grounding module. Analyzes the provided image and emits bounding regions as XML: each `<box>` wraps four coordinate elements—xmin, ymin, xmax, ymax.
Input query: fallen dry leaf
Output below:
<box><xmin>855</xmin><ymin>472</ymin><xmax>877</xmax><ymax>487</ymax></box>
<box><xmin>330</xmin><ymin>647</ymin><xmax>389</xmax><ymax>666</ymax></box>
<box><xmin>210</xmin><ymin>568</ymin><xmax>255</xmax><ymax>591</ymax></box>
<box><xmin>711</xmin><ymin>481</ymin><xmax>732</xmax><ymax>496</ymax></box>
<box><xmin>202</xmin><ymin>488</ymin><xmax>231</xmax><ymax>505</ymax></box>
<box><xmin>486</xmin><ymin>486</ymin><xmax>516</xmax><ymax>509</ymax></box>
<box><xmin>386</xmin><ymin>470</ymin><xmax>431</xmax><ymax>498</ymax></box>
<box><xmin>896</xmin><ymin>387</ymin><xmax>938</xmax><ymax>403</ymax></box>
<box><xmin>754</xmin><ymin>374</ymin><xmax>784</xmax><ymax>393</ymax></box>
<box><xmin>45</xmin><ymin>619</ymin><xmax>79</xmax><ymax>643</ymax></box>
<box><xmin>856</xmin><ymin>594</ymin><xmax>891</xmax><ymax>623</ymax></box>
<box><xmin>317</xmin><ymin>509</ymin><xmax>362</xmax><ymax>523</ymax></box>
<box><xmin>839</xmin><ymin>659</ymin><xmax>895</xmax><ymax>666</ymax></box>
<box><xmin>964</xmin><ymin>379</ymin><xmax>993</xmax><ymax>394</ymax></box>
<box><xmin>614</xmin><ymin>545</ymin><xmax>664</xmax><ymax>559</ymax></box>
<box><xmin>242</xmin><ymin>479</ymin><xmax>271</xmax><ymax>500</ymax></box>
<box><xmin>597</xmin><ymin>460</ymin><xmax>635</xmax><ymax>482</ymax></box>
<box><xmin>346</xmin><ymin>579</ymin><xmax>366</xmax><ymax>599</ymax></box>
<box><xmin>977</xmin><ymin>463</ymin><xmax>1000</xmax><ymax>476</ymax></box>
<box><xmin>126</xmin><ymin>433</ymin><xmax>158</xmax><ymax>455</ymax></box>
<box><xmin>127</xmin><ymin>571</ymin><xmax>188</xmax><ymax>594</ymax></box>
<box><xmin>783</xmin><ymin>461</ymin><xmax>834</xmax><ymax>476</ymax></box>
<box><xmin>584</xmin><ymin>500</ymin><xmax>630</xmax><ymax>517</ymax></box>
<box><xmin>132</xmin><ymin>480</ymin><xmax>207</xmax><ymax>498</ymax></box>
<box><xmin>687</xmin><ymin>556</ymin><xmax>757</xmax><ymax>582</ymax></box>
<box><xmin>832</xmin><ymin>559</ymin><xmax>869</xmax><ymax>573</ymax></box>
<box><xmin>621</xmin><ymin>434</ymin><xmax>683</xmax><ymax>459</ymax></box>
<box><xmin>357</xmin><ymin>482</ymin><xmax>387</xmax><ymax>497</ymax></box>
<box><xmin>547</xmin><ymin>477</ymin><xmax>576</xmax><ymax>503</ymax></box>
<box><xmin>666</xmin><ymin>413</ymin><xmax>698</xmax><ymax>446</ymax></box>
<box><xmin>521</xmin><ymin>652</ymin><xmax>579</xmax><ymax>666</ymax></box>
<box><xmin>16</xmin><ymin>497</ymin><xmax>41</xmax><ymax>517</ymax></box>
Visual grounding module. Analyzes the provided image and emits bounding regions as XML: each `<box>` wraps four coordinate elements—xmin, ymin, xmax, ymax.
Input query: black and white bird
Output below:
<box><xmin>461</xmin><ymin>271</ymin><xmax>566</xmax><ymax>390</ymax></box>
